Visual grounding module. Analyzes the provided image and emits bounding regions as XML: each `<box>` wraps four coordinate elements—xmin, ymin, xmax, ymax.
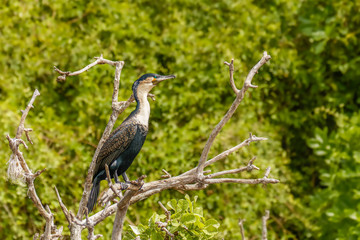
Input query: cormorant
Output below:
<box><xmin>87</xmin><ymin>73</ymin><xmax>175</xmax><ymax>212</ymax></box>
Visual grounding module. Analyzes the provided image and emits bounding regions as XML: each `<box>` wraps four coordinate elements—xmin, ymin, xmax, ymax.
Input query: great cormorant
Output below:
<box><xmin>87</xmin><ymin>73</ymin><xmax>175</xmax><ymax>212</ymax></box>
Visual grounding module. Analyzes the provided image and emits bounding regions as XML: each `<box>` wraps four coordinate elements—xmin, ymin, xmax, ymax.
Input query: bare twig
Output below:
<box><xmin>6</xmin><ymin>89</ymin><xmax>64</xmax><ymax>240</ymax></box>
<box><xmin>264</xmin><ymin>167</ymin><xmax>271</xmax><ymax>178</ymax></box>
<box><xmin>262</xmin><ymin>210</ymin><xmax>270</xmax><ymax>240</ymax></box>
<box><xmin>156</xmin><ymin>221</ymin><xmax>174</xmax><ymax>240</ymax></box>
<box><xmin>196</xmin><ymin>52</ymin><xmax>271</xmax><ymax>176</ymax></box>
<box><xmin>203</xmin><ymin>177</ymin><xmax>279</xmax><ymax>185</ymax></box>
<box><xmin>247</xmin><ymin>156</ymin><xmax>259</xmax><ymax>171</ymax></box>
<box><xmin>33</xmin><ymin>233</ymin><xmax>39</xmax><ymax>240</ymax></box>
<box><xmin>206</xmin><ymin>156</ymin><xmax>259</xmax><ymax>178</ymax></box>
<box><xmin>262</xmin><ymin>167</ymin><xmax>272</xmax><ymax>188</ymax></box>
<box><xmin>224</xmin><ymin>59</ymin><xmax>238</xmax><ymax>94</ymax></box>
<box><xmin>54</xmin><ymin>186</ymin><xmax>72</xmax><ymax>225</ymax></box>
<box><xmin>205</xmin><ymin>135</ymin><xmax>267</xmax><ymax>168</ymax></box>
<box><xmin>24</xmin><ymin>128</ymin><xmax>34</xmax><ymax>144</ymax></box>
<box><xmin>161</xmin><ymin>169</ymin><xmax>172</xmax><ymax>178</ymax></box>
<box><xmin>158</xmin><ymin>201</ymin><xmax>171</xmax><ymax>222</ymax></box>
<box><xmin>15</xmin><ymin>89</ymin><xmax>40</xmax><ymax>139</ymax></box>
<box><xmin>55</xmin><ymin>56</ymin><xmax>131</xmax><ymax>239</ymax></box>
<box><xmin>85</xmin><ymin>209</ymin><xmax>103</xmax><ymax>240</ymax></box>
<box><xmin>238</xmin><ymin>219</ymin><xmax>246</xmax><ymax>240</ymax></box>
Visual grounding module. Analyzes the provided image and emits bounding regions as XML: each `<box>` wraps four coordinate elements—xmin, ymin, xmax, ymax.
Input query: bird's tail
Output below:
<box><xmin>87</xmin><ymin>179</ymin><xmax>100</xmax><ymax>213</ymax></box>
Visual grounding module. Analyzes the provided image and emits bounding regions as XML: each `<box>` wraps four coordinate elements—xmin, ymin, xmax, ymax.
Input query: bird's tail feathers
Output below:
<box><xmin>87</xmin><ymin>180</ymin><xmax>100</xmax><ymax>213</ymax></box>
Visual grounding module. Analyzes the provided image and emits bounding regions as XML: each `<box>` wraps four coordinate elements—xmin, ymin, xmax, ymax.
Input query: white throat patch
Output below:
<box><xmin>134</xmin><ymin>86</ymin><xmax>152</xmax><ymax>126</ymax></box>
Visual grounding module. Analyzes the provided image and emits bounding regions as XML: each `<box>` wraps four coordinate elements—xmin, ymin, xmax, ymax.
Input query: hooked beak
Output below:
<box><xmin>153</xmin><ymin>75</ymin><xmax>176</xmax><ymax>85</ymax></box>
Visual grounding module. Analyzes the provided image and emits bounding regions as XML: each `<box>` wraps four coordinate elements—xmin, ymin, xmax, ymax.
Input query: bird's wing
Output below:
<box><xmin>93</xmin><ymin>122</ymin><xmax>137</xmax><ymax>177</ymax></box>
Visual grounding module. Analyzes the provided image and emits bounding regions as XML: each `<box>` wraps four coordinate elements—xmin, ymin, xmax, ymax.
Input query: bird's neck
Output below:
<box><xmin>132</xmin><ymin>89</ymin><xmax>150</xmax><ymax>126</ymax></box>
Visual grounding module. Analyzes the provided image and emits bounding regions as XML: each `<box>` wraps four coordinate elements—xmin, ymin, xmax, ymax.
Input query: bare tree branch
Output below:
<box><xmin>15</xmin><ymin>89</ymin><xmax>40</xmax><ymax>139</ymax></box>
<box><xmin>206</xmin><ymin>156</ymin><xmax>259</xmax><ymax>178</ymax></box>
<box><xmin>54</xmin><ymin>186</ymin><xmax>72</xmax><ymax>225</ymax></box>
<box><xmin>238</xmin><ymin>219</ymin><xmax>246</xmax><ymax>240</ymax></box>
<box><xmin>196</xmin><ymin>52</ymin><xmax>271</xmax><ymax>176</ymax></box>
<box><xmin>224</xmin><ymin>59</ymin><xmax>238</xmax><ymax>94</ymax></box>
<box><xmin>161</xmin><ymin>169</ymin><xmax>172</xmax><ymax>179</ymax></box>
<box><xmin>155</xmin><ymin>202</ymin><xmax>174</xmax><ymax>239</ymax></box>
<box><xmin>6</xmin><ymin>89</ymin><xmax>63</xmax><ymax>240</ymax></box>
<box><xmin>204</xmin><ymin>133</ymin><xmax>266</xmax><ymax>168</ymax></box>
<box><xmin>111</xmin><ymin>178</ymin><xmax>144</xmax><ymax>239</ymax></box>
<box><xmin>262</xmin><ymin>210</ymin><xmax>270</xmax><ymax>240</ymax></box>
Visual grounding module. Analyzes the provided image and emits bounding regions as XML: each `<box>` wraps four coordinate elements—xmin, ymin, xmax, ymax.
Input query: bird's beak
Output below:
<box><xmin>153</xmin><ymin>75</ymin><xmax>176</xmax><ymax>85</ymax></box>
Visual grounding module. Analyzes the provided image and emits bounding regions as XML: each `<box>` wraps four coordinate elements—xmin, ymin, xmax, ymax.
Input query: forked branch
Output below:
<box><xmin>196</xmin><ymin>52</ymin><xmax>271</xmax><ymax>176</ymax></box>
<box><xmin>6</xmin><ymin>89</ymin><xmax>62</xmax><ymax>240</ymax></box>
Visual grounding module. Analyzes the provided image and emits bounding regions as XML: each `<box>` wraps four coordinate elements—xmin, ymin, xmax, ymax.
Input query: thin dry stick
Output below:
<box><xmin>15</xmin><ymin>89</ymin><xmax>40</xmax><ymax>139</ymax></box>
<box><xmin>238</xmin><ymin>219</ymin><xmax>246</xmax><ymax>240</ymax></box>
<box><xmin>158</xmin><ymin>201</ymin><xmax>171</xmax><ymax>222</ymax></box>
<box><xmin>262</xmin><ymin>210</ymin><xmax>270</xmax><ymax>240</ymax></box>
<box><xmin>206</xmin><ymin>156</ymin><xmax>259</xmax><ymax>178</ymax></box>
<box><xmin>161</xmin><ymin>169</ymin><xmax>172</xmax><ymax>178</ymax></box>
<box><xmin>155</xmin><ymin>201</ymin><xmax>174</xmax><ymax>239</ymax></box>
<box><xmin>6</xmin><ymin>89</ymin><xmax>62</xmax><ymax>240</ymax></box>
<box><xmin>224</xmin><ymin>59</ymin><xmax>238</xmax><ymax>94</ymax></box>
<box><xmin>196</xmin><ymin>52</ymin><xmax>271</xmax><ymax>176</ymax></box>
<box><xmin>54</xmin><ymin>186</ymin><xmax>72</xmax><ymax>225</ymax></box>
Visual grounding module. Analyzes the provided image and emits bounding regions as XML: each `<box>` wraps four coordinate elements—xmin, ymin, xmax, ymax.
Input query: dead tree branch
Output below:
<box><xmin>6</xmin><ymin>89</ymin><xmax>62</xmax><ymax>240</ymax></box>
<box><xmin>238</xmin><ymin>210</ymin><xmax>270</xmax><ymax>239</ymax></box>
<box><xmin>196</xmin><ymin>52</ymin><xmax>271</xmax><ymax>176</ymax></box>
<box><xmin>262</xmin><ymin>210</ymin><xmax>270</xmax><ymax>240</ymax></box>
<box><xmin>238</xmin><ymin>219</ymin><xmax>246</xmax><ymax>240</ymax></box>
<box><xmin>155</xmin><ymin>201</ymin><xmax>174</xmax><ymax>240</ymax></box>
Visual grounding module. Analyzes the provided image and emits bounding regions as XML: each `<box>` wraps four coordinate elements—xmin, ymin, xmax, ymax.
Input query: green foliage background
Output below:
<box><xmin>0</xmin><ymin>0</ymin><xmax>359</xmax><ymax>239</ymax></box>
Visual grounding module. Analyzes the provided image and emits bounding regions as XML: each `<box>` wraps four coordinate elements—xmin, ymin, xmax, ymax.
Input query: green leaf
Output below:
<box><xmin>167</xmin><ymin>199</ymin><xmax>177</xmax><ymax>211</ymax></box>
<box><xmin>205</xmin><ymin>219</ymin><xmax>220</xmax><ymax>228</ymax></box>
<box><xmin>181</xmin><ymin>213</ymin><xmax>197</xmax><ymax>224</ymax></box>
<box><xmin>177</xmin><ymin>199</ymin><xmax>189</xmax><ymax>213</ymax></box>
<box><xmin>203</xmin><ymin>225</ymin><xmax>218</xmax><ymax>236</ymax></box>
<box><xmin>129</xmin><ymin>225</ymin><xmax>140</xmax><ymax>235</ymax></box>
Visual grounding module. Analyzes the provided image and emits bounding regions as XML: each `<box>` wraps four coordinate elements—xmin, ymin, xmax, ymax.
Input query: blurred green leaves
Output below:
<box><xmin>307</xmin><ymin>113</ymin><xmax>360</xmax><ymax>239</ymax></box>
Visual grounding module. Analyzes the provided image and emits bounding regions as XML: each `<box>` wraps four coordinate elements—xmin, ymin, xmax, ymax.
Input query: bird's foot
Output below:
<box><xmin>120</xmin><ymin>182</ymin><xmax>129</xmax><ymax>190</ymax></box>
<box><xmin>126</xmin><ymin>180</ymin><xmax>138</xmax><ymax>185</ymax></box>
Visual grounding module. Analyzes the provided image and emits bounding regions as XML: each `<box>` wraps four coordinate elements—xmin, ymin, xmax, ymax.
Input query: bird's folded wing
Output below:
<box><xmin>94</xmin><ymin>122</ymin><xmax>138</xmax><ymax>176</ymax></box>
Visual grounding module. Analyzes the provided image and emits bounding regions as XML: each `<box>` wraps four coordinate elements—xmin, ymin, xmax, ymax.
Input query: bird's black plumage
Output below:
<box><xmin>87</xmin><ymin>73</ymin><xmax>175</xmax><ymax>212</ymax></box>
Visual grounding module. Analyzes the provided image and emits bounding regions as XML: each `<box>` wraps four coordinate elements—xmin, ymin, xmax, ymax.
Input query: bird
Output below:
<box><xmin>87</xmin><ymin>73</ymin><xmax>175</xmax><ymax>212</ymax></box>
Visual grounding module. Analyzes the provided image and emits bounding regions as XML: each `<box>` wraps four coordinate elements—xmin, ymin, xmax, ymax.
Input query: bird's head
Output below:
<box><xmin>132</xmin><ymin>73</ymin><xmax>175</xmax><ymax>95</ymax></box>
